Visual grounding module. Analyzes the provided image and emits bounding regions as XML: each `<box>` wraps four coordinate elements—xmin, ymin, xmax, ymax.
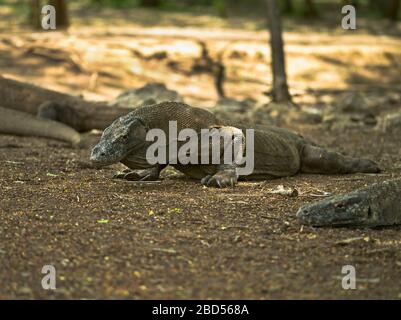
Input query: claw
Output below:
<box><xmin>113</xmin><ymin>171</ymin><xmax>126</xmax><ymax>179</ymax></box>
<box><xmin>123</xmin><ymin>172</ymin><xmax>141</xmax><ymax>181</ymax></box>
<box><xmin>201</xmin><ymin>175</ymin><xmax>212</xmax><ymax>185</ymax></box>
<box><xmin>114</xmin><ymin>167</ymin><xmax>161</xmax><ymax>181</ymax></box>
<box><xmin>140</xmin><ymin>174</ymin><xmax>152</xmax><ymax>181</ymax></box>
<box><xmin>202</xmin><ymin>172</ymin><xmax>237</xmax><ymax>188</ymax></box>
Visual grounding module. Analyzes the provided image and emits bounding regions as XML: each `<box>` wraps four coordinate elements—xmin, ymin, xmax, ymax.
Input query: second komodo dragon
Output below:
<box><xmin>90</xmin><ymin>102</ymin><xmax>380</xmax><ymax>187</ymax></box>
<box><xmin>0</xmin><ymin>106</ymin><xmax>80</xmax><ymax>145</ymax></box>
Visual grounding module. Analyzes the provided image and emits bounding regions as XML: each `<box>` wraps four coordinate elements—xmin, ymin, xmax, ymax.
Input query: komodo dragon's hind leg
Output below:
<box><xmin>300</xmin><ymin>145</ymin><xmax>380</xmax><ymax>174</ymax></box>
<box><xmin>113</xmin><ymin>165</ymin><xmax>165</xmax><ymax>181</ymax></box>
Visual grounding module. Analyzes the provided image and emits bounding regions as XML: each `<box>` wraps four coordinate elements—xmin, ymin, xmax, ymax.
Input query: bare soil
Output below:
<box><xmin>0</xmin><ymin>127</ymin><xmax>400</xmax><ymax>299</ymax></box>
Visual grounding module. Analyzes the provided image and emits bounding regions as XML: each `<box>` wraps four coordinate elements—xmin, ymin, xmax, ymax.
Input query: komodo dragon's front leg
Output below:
<box><xmin>113</xmin><ymin>164</ymin><xmax>166</xmax><ymax>181</ymax></box>
<box><xmin>201</xmin><ymin>164</ymin><xmax>238</xmax><ymax>188</ymax></box>
<box><xmin>201</xmin><ymin>126</ymin><xmax>245</xmax><ymax>188</ymax></box>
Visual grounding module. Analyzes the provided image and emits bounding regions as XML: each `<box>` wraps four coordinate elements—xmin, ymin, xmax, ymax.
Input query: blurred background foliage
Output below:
<box><xmin>0</xmin><ymin>1</ymin><xmax>398</xmax><ymax>25</ymax></box>
<box><xmin>84</xmin><ymin>0</ymin><xmax>400</xmax><ymax>20</ymax></box>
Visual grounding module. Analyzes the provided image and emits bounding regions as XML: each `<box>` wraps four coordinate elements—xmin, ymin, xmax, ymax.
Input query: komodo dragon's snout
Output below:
<box><xmin>296</xmin><ymin>192</ymin><xmax>372</xmax><ymax>227</ymax></box>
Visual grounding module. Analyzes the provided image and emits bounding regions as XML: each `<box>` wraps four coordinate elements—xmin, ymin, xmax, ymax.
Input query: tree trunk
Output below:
<box><xmin>48</xmin><ymin>0</ymin><xmax>69</xmax><ymax>28</ymax></box>
<box><xmin>139</xmin><ymin>0</ymin><xmax>161</xmax><ymax>7</ymax></box>
<box><xmin>342</xmin><ymin>0</ymin><xmax>359</xmax><ymax>9</ymax></box>
<box><xmin>30</xmin><ymin>0</ymin><xmax>42</xmax><ymax>29</ymax></box>
<box><xmin>368</xmin><ymin>0</ymin><xmax>376</xmax><ymax>10</ymax></box>
<box><xmin>214</xmin><ymin>62</ymin><xmax>226</xmax><ymax>98</ymax></box>
<box><xmin>266</xmin><ymin>0</ymin><xmax>292</xmax><ymax>103</ymax></box>
<box><xmin>303</xmin><ymin>0</ymin><xmax>318</xmax><ymax>17</ymax></box>
<box><xmin>283</xmin><ymin>0</ymin><xmax>294</xmax><ymax>14</ymax></box>
<box><xmin>385</xmin><ymin>0</ymin><xmax>400</xmax><ymax>20</ymax></box>
<box><xmin>0</xmin><ymin>76</ymin><xmax>132</xmax><ymax>132</ymax></box>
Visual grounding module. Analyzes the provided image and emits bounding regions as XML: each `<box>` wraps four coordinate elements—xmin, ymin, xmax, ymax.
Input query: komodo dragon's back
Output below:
<box><xmin>130</xmin><ymin>101</ymin><xmax>224</xmax><ymax>132</ymax></box>
<box><xmin>131</xmin><ymin>101</ymin><xmax>309</xmax><ymax>149</ymax></box>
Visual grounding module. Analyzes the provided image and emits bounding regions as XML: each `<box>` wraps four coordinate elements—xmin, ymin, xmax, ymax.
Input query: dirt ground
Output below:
<box><xmin>0</xmin><ymin>128</ymin><xmax>400</xmax><ymax>300</ymax></box>
<box><xmin>0</xmin><ymin>3</ymin><xmax>400</xmax><ymax>299</ymax></box>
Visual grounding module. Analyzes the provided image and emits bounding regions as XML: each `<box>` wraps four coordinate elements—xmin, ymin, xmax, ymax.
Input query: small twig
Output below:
<box><xmin>4</xmin><ymin>160</ymin><xmax>24</xmax><ymax>165</ymax></box>
<box><xmin>112</xmin><ymin>180</ymin><xmax>162</xmax><ymax>184</ymax></box>
<box><xmin>152</xmin><ymin>247</ymin><xmax>177</xmax><ymax>254</ymax></box>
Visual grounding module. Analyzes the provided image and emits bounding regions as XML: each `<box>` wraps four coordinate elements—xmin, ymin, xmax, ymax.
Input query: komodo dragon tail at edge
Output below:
<box><xmin>0</xmin><ymin>106</ymin><xmax>80</xmax><ymax>145</ymax></box>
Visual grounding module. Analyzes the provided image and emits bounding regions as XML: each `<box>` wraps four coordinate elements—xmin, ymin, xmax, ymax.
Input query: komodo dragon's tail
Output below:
<box><xmin>0</xmin><ymin>106</ymin><xmax>80</xmax><ymax>145</ymax></box>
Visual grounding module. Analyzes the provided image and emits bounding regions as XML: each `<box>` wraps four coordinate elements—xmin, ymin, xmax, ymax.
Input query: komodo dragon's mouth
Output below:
<box><xmin>90</xmin><ymin>140</ymin><xmax>149</xmax><ymax>167</ymax></box>
<box><xmin>296</xmin><ymin>193</ymin><xmax>371</xmax><ymax>227</ymax></box>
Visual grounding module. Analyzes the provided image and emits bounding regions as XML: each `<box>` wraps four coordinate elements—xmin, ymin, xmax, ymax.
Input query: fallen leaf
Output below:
<box><xmin>266</xmin><ymin>184</ymin><xmax>298</xmax><ymax>197</ymax></box>
<box><xmin>46</xmin><ymin>173</ymin><xmax>58</xmax><ymax>177</ymax></box>
<box><xmin>167</xmin><ymin>208</ymin><xmax>182</xmax><ymax>214</ymax></box>
<box><xmin>152</xmin><ymin>247</ymin><xmax>177</xmax><ymax>254</ymax></box>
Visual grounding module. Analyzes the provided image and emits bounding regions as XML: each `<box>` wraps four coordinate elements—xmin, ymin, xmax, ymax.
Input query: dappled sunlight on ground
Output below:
<box><xmin>1</xmin><ymin>23</ymin><xmax>400</xmax><ymax>108</ymax></box>
<box><xmin>1</xmin><ymin>2</ymin><xmax>400</xmax><ymax>107</ymax></box>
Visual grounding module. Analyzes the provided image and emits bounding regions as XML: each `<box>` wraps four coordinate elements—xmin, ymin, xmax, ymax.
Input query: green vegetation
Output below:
<box><xmin>81</xmin><ymin>0</ymin><xmax>399</xmax><ymax>21</ymax></box>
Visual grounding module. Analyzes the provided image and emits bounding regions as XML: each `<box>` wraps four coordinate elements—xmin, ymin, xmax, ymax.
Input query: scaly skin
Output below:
<box><xmin>0</xmin><ymin>106</ymin><xmax>80</xmax><ymax>145</ymax></box>
<box><xmin>0</xmin><ymin>76</ymin><xmax>132</xmax><ymax>132</ymax></box>
<box><xmin>90</xmin><ymin>102</ymin><xmax>380</xmax><ymax>188</ymax></box>
<box><xmin>297</xmin><ymin>179</ymin><xmax>401</xmax><ymax>228</ymax></box>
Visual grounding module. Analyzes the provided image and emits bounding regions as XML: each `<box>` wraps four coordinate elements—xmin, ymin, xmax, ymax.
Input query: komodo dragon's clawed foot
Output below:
<box><xmin>201</xmin><ymin>170</ymin><xmax>238</xmax><ymax>188</ymax></box>
<box><xmin>353</xmin><ymin>158</ymin><xmax>381</xmax><ymax>173</ymax></box>
<box><xmin>113</xmin><ymin>168</ymin><xmax>160</xmax><ymax>181</ymax></box>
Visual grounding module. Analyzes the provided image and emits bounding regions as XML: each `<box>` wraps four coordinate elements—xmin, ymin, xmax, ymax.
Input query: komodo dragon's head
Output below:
<box><xmin>90</xmin><ymin>114</ymin><xmax>147</xmax><ymax>166</ymax></box>
<box><xmin>296</xmin><ymin>191</ymin><xmax>374</xmax><ymax>227</ymax></box>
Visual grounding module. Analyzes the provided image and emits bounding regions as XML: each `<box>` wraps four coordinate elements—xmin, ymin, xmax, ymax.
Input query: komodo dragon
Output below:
<box><xmin>0</xmin><ymin>76</ymin><xmax>132</xmax><ymax>132</ymax></box>
<box><xmin>0</xmin><ymin>106</ymin><xmax>80</xmax><ymax>145</ymax></box>
<box><xmin>297</xmin><ymin>179</ymin><xmax>401</xmax><ymax>227</ymax></box>
<box><xmin>90</xmin><ymin>102</ymin><xmax>380</xmax><ymax>188</ymax></box>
